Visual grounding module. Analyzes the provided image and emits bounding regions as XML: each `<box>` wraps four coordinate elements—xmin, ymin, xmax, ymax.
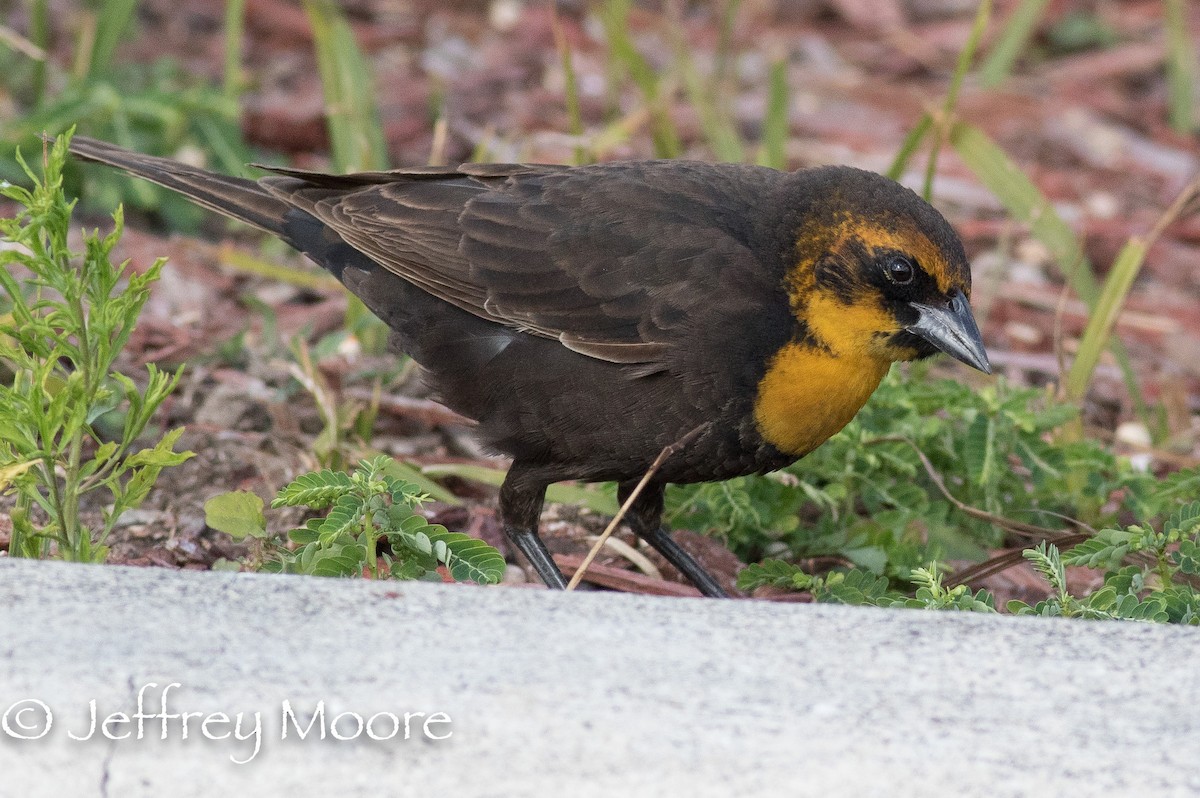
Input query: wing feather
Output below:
<box><xmin>260</xmin><ymin>161</ymin><xmax>784</xmax><ymax>369</ymax></box>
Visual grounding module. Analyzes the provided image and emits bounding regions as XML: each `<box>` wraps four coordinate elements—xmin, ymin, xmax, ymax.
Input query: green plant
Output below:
<box><xmin>1007</xmin><ymin>539</ymin><xmax>1199</xmax><ymax>623</ymax></box>
<box><xmin>736</xmin><ymin>504</ymin><xmax>1200</xmax><ymax>624</ymax></box>
<box><xmin>1164</xmin><ymin>0</ymin><xmax>1198</xmax><ymax>134</ymax></box>
<box><xmin>979</xmin><ymin>0</ymin><xmax>1050</xmax><ymax>86</ymax></box>
<box><xmin>737</xmin><ymin>559</ymin><xmax>995</xmax><ymax>612</ymax></box>
<box><xmin>0</xmin><ymin>132</ymin><xmax>193</xmax><ymax>561</ymax></box>
<box><xmin>1055</xmin><ymin>501</ymin><xmax>1200</xmax><ymax>617</ymax></box>
<box><xmin>899</xmin><ymin>566</ymin><xmax>997</xmax><ymax>612</ymax></box>
<box><xmin>737</xmin><ymin>559</ymin><xmax>896</xmax><ymax>604</ymax></box>
<box><xmin>205</xmin><ymin>455</ymin><xmax>505</xmax><ymax>583</ymax></box>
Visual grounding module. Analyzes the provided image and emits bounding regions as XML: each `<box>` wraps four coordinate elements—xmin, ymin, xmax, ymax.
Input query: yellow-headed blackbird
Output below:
<box><xmin>68</xmin><ymin>136</ymin><xmax>990</xmax><ymax>597</ymax></box>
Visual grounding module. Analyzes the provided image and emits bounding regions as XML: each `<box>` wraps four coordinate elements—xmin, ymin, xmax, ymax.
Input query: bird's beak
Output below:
<box><xmin>907</xmin><ymin>290</ymin><xmax>992</xmax><ymax>374</ymax></box>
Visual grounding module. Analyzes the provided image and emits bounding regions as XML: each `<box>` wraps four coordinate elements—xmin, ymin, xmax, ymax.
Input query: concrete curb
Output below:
<box><xmin>1</xmin><ymin>558</ymin><xmax>1198</xmax><ymax>796</ymax></box>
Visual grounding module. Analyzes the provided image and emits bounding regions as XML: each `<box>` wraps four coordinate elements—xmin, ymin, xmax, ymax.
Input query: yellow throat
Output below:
<box><xmin>753</xmin><ymin>342</ymin><xmax>890</xmax><ymax>456</ymax></box>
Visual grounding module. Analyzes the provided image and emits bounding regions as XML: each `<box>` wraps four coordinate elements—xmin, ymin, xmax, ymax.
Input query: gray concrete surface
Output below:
<box><xmin>0</xmin><ymin>558</ymin><xmax>1197</xmax><ymax>797</ymax></box>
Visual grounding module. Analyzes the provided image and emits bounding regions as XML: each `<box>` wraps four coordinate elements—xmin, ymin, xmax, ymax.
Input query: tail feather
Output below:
<box><xmin>67</xmin><ymin>136</ymin><xmax>291</xmax><ymax>238</ymax></box>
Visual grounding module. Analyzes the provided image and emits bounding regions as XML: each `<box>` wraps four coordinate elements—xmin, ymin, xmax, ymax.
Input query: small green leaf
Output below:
<box><xmin>316</xmin><ymin>493</ymin><xmax>364</xmax><ymax>542</ymax></box>
<box><xmin>0</xmin><ymin>459</ymin><xmax>39</xmax><ymax>489</ymax></box>
<box><xmin>426</xmin><ymin>527</ymin><xmax>505</xmax><ymax>585</ymax></box>
<box><xmin>288</xmin><ymin>519</ymin><xmax>323</xmax><ymax>545</ymax></box>
<box><xmin>204</xmin><ymin>491</ymin><xmax>266</xmax><ymax>540</ymax></box>
<box><xmin>1165</xmin><ymin>501</ymin><xmax>1200</xmax><ymax>539</ymax></box>
<box><xmin>123</xmin><ymin>427</ymin><xmax>194</xmax><ymax>468</ymax></box>
<box><xmin>1172</xmin><ymin>540</ymin><xmax>1200</xmax><ymax>576</ymax></box>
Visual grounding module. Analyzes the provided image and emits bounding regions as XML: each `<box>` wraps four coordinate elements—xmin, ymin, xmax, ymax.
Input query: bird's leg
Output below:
<box><xmin>617</xmin><ymin>482</ymin><xmax>729</xmax><ymax>598</ymax></box>
<box><xmin>500</xmin><ymin>465</ymin><xmax>567</xmax><ymax>589</ymax></box>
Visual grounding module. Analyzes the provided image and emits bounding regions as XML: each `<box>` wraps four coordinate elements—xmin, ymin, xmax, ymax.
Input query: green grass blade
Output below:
<box><xmin>887</xmin><ymin>113</ymin><xmax>932</xmax><ymax>181</ymax></box>
<box><xmin>714</xmin><ymin>0</ymin><xmax>741</xmax><ymax>86</ymax></box>
<box><xmin>948</xmin><ymin>120</ymin><xmax>1096</xmax><ymax>301</ymax></box>
<box><xmin>550</xmin><ymin>9</ymin><xmax>587</xmax><ymax>165</ymax></box>
<box><xmin>302</xmin><ymin>0</ymin><xmax>389</xmax><ymax>350</ymax></box>
<box><xmin>223</xmin><ymin>0</ymin><xmax>248</xmax><ymax>101</ymax></box>
<box><xmin>600</xmin><ymin>0</ymin><xmax>681</xmax><ymax>158</ymax></box>
<box><xmin>756</xmin><ymin>56</ymin><xmax>789</xmax><ymax>170</ymax></box>
<box><xmin>1064</xmin><ymin>238</ymin><xmax>1147</xmax><ymax>402</ymax></box>
<box><xmin>218</xmin><ymin>247</ymin><xmax>341</xmax><ymax>291</ymax></box>
<box><xmin>88</xmin><ymin>0</ymin><xmax>137</xmax><ymax>78</ymax></box>
<box><xmin>29</xmin><ymin>0</ymin><xmax>49</xmax><ymax>105</ymax></box>
<box><xmin>667</xmin><ymin>0</ymin><xmax>739</xmax><ymax>164</ymax></box>
<box><xmin>194</xmin><ymin>113</ymin><xmax>249</xmax><ymax>177</ymax></box>
<box><xmin>1165</xmin><ymin>0</ymin><xmax>1197</xmax><ymax>134</ymax></box>
<box><xmin>980</xmin><ymin>0</ymin><xmax>1050</xmax><ymax>87</ymax></box>
<box><xmin>923</xmin><ymin>0</ymin><xmax>992</xmax><ymax>200</ymax></box>
<box><xmin>675</xmin><ymin>47</ymin><xmax>744</xmax><ymax>162</ymax></box>
<box><xmin>1066</xmin><ymin>175</ymin><xmax>1200</xmax><ymax>404</ymax></box>
<box><xmin>302</xmin><ymin>0</ymin><xmax>387</xmax><ymax>172</ymax></box>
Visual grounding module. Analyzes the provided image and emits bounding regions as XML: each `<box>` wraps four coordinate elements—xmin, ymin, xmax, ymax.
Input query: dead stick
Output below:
<box><xmin>565</xmin><ymin>424</ymin><xmax>707</xmax><ymax>591</ymax></box>
<box><xmin>868</xmin><ymin>436</ymin><xmax>1084</xmax><ymax>539</ymax></box>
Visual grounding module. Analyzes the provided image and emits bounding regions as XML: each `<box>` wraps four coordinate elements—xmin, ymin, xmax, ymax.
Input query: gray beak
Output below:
<box><xmin>907</xmin><ymin>290</ymin><xmax>992</xmax><ymax>374</ymax></box>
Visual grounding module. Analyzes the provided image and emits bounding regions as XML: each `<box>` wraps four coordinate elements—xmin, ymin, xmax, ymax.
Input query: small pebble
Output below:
<box><xmin>1115</xmin><ymin>421</ymin><xmax>1153</xmax><ymax>473</ymax></box>
<box><xmin>489</xmin><ymin>0</ymin><xmax>522</xmax><ymax>32</ymax></box>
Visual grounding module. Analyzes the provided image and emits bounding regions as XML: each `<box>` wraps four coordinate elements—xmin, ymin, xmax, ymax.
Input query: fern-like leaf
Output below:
<box><xmin>1165</xmin><ymin>501</ymin><xmax>1200</xmax><ymax>539</ymax></box>
<box><xmin>1171</xmin><ymin>540</ymin><xmax>1200</xmax><ymax>575</ymax></box>
<box><xmin>273</xmin><ymin>469</ymin><xmax>354</xmax><ymax>508</ymax></box>
<box><xmin>736</xmin><ymin>559</ymin><xmax>806</xmax><ymax>592</ymax></box>
<box><xmin>1062</xmin><ymin>529</ymin><xmax>1139</xmax><ymax>570</ymax></box>
<box><xmin>818</xmin><ymin>569</ymin><xmax>892</xmax><ymax>605</ymax></box>
<box><xmin>427</xmin><ymin>526</ymin><xmax>505</xmax><ymax>585</ymax></box>
<box><xmin>316</xmin><ymin>493</ymin><xmax>364</xmax><ymax>543</ymax></box>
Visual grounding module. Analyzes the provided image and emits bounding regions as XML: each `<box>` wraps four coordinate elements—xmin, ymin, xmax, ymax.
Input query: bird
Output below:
<box><xmin>67</xmin><ymin>135</ymin><xmax>990</xmax><ymax>598</ymax></box>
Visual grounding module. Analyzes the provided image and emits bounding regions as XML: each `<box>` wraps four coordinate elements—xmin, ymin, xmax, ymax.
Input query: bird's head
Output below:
<box><xmin>781</xmin><ymin>167</ymin><xmax>991</xmax><ymax>374</ymax></box>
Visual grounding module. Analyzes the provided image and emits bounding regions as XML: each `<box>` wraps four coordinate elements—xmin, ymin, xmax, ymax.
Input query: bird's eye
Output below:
<box><xmin>885</xmin><ymin>256</ymin><xmax>915</xmax><ymax>285</ymax></box>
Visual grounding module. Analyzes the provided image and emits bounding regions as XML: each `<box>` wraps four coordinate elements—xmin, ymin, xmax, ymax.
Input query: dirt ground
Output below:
<box><xmin>3</xmin><ymin>0</ymin><xmax>1199</xmax><ymax>602</ymax></box>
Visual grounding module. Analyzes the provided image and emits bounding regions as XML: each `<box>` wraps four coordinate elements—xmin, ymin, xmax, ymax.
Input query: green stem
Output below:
<box><xmin>1157</xmin><ymin>547</ymin><xmax>1175</xmax><ymax>589</ymax></box>
<box><xmin>63</xmin><ymin>431</ymin><xmax>87</xmax><ymax>559</ymax></box>
<box><xmin>223</xmin><ymin>0</ymin><xmax>247</xmax><ymax>101</ymax></box>
<box><xmin>9</xmin><ymin>498</ymin><xmax>35</xmax><ymax>558</ymax></box>
<box><xmin>923</xmin><ymin>0</ymin><xmax>991</xmax><ymax>200</ymax></box>
<box><xmin>30</xmin><ymin>0</ymin><xmax>49</xmax><ymax>106</ymax></box>
<box><xmin>364</xmin><ymin>509</ymin><xmax>377</xmax><ymax>579</ymax></box>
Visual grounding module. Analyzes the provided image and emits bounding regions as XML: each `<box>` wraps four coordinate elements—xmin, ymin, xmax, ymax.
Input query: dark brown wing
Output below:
<box><xmin>260</xmin><ymin>160</ymin><xmax>784</xmax><ymax>369</ymax></box>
